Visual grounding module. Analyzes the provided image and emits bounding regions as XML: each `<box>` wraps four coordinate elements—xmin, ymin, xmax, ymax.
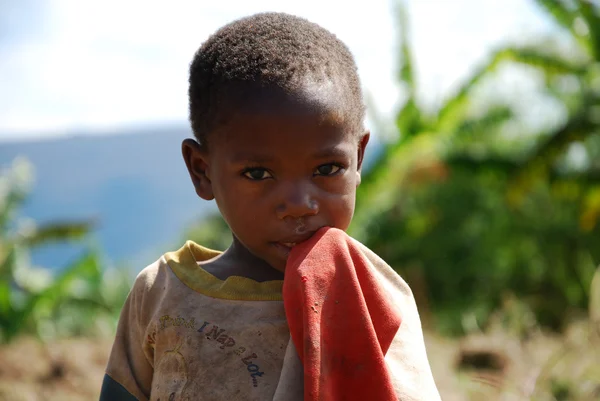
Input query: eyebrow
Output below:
<box><xmin>230</xmin><ymin>153</ymin><xmax>276</xmax><ymax>164</ymax></box>
<box><xmin>229</xmin><ymin>145</ymin><xmax>352</xmax><ymax>164</ymax></box>
<box><xmin>311</xmin><ymin>145</ymin><xmax>353</xmax><ymax>159</ymax></box>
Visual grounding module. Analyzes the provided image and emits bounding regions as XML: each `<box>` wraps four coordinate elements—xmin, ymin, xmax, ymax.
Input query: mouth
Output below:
<box><xmin>273</xmin><ymin>241</ymin><xmax>301</xmax><ymax>252</ymax></box>
<box><xmin>272</xmin><ymin>231</ymin><xmax>317</xmax><ymax>251</ymax></box>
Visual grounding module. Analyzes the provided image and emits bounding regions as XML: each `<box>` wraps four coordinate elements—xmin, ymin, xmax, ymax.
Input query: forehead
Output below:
<box><xmin>217</xmin><ymin>78</ymin><xmax>354</xmax><ymax>125</ymax></box>
<box><xmin>214</xmin><ymin>109</ymin><xmax>356</xmax><ymax>160</ymax></box>
<box><xmin>209</xmin><ymin>82</ymin><xmax>358</xmax><ymax>155</ymax></box>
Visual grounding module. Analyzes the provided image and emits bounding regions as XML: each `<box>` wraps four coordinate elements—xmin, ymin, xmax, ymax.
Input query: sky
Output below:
<box><xmin>0</xmin><ymin>0</ymin><xmax>555</xmax><ymax>141</ymax></box>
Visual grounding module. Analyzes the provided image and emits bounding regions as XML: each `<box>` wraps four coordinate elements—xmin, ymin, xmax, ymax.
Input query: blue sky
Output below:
<box><xmin>0</xmin><ymin>0</ymin><xmax>553</xmax><ymax>141</ymax></box>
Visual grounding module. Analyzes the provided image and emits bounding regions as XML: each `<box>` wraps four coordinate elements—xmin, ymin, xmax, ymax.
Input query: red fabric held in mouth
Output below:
<box><xmin>283</xmin><ymin>227</ymin><xmax>401</xmax><ymax>401</ymax></box>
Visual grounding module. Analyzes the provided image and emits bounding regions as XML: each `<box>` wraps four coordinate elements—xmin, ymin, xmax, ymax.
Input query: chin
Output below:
<box><xmin>270</xmin><ymin>261</ymin><xmax>287</xmax><ymax>274</ymax></box>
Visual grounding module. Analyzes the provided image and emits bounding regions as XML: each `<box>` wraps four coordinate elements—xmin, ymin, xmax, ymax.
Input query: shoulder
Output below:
<box><xmin>131</xmin><ymin>241</ymin><xmax>204</xmax><ymax>295</ymax></box>
<box><xmin>349</xmin><ymin>237</ymin><xmax>414</xmax><ymax>299</ymax></box>
<box><xmin>125</xmin><ymin>254</ymin><xmax>178</xmax><ymax>318</ymax></box>
<box><xmin>130</xmin><ymin>257</ymin><xmax>166</xmax><ymax>295</ymax></box>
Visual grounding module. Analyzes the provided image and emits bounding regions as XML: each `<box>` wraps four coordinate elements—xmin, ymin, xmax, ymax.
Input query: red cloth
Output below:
<box><xmin>283</xmin><ymin>227</ymin><xmax>402</xmax><ymax>401</ymax></box>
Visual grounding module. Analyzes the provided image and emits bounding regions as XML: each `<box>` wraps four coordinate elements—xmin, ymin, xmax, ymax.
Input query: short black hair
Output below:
<box><xmin>188</xmin><ymin>12</ymin><xmax>365</xmax><ymax>146</ymax></box>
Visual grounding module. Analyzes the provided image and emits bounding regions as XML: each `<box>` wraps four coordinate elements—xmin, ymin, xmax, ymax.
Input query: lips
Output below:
<box><xmin>273</xmin><ymin>231</ymin><xmax>317</xmax><ymax>250</ymax></box>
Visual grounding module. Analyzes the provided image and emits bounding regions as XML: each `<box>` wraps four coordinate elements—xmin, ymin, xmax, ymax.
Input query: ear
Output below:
<box><xmin>182</xmin><ymin>138</ymin><xmax>214</xmax><ymax>200</ymax></box>
<box><xmin>355</xmin><ymin>131</ymin><xmax>370</xmax><ymax>186</ymax></box>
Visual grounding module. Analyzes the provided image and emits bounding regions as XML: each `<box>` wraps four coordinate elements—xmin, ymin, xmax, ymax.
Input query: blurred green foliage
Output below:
<box><xmin>184</xmin><ymin>213</ymin><xmax>232</xmax><ymax>252</ymax></box>
<box><xmin>0</xmin><ymin>158</ymin><xmax>130</xmax><ymax>343</ymax></box>
<box><xmin>351</xmin><ymin>0</ymin><xmax>600</xmax><ymax>335</ymax></box>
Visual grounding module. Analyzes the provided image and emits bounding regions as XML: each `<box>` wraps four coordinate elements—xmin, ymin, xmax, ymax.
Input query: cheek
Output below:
<box><xmin>334</xmin><ymin>194</ymin><xmax>356</xmax><ymax>229</ymax></box>
<box><xmin>215</xmin><ymin>189</ymin><xmax>267</xmax><ymax>236</ymax></box>
<box><xmin>321</xmin><ymin>182</ymin><xmax>356</xmax><ymax>229</ymax></box>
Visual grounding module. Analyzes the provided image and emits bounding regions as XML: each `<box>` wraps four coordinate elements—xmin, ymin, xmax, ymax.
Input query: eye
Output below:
<box><xmin>314</xmin><ymin>163</ymin><xmax>342</xmax><ymax>176</ymax></box>
<box><xmin>243</xmin><ymin>168</ymin><xmax>273</xmax><ymax>180</ymax></box>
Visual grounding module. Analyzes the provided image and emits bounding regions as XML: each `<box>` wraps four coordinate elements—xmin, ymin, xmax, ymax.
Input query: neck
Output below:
<box><xmin>220</xmin><ymin>236</ymin><xmax>284</xmax><ymax>282</ymax></box>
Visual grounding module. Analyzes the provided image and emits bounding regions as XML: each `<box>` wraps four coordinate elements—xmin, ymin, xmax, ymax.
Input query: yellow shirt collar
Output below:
<box><xmin>164</xmin><ymin>241</ymin><xmax>283</xmax><ymax>301</ymax></box>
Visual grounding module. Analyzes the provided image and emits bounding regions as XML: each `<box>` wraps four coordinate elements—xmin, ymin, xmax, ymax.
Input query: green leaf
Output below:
<box><xmin>0</xmin><ymin>158</ymin><xmax>33</xmax><ymax>234</ymax></box>
<box><xmin>3</xmin><ymin>252</ymin><xmax>101</xmax><ymax>341</ymax></box>
<box><xmin>533</xmin><ymin>0</ymin><xmax>593</xmax><ymax>55</ymax></box>
<box><xmin>392</xmin><ymin>0</ymin><xmax>425</xmax><ymax>142</ymax></box>
<box><xmin>549</xmin><ymin>168</ymin><xmax>600</xmax><ymax>185</ymax></box>
<box><xmin>396</xmin><ymin>98</ymin><xmax>423</xmax><ymax>142</ymax></box>
<box><xmin>520</xmin><ymin>111</ymin><xmax>597</xmax><ymax>172</ymax></box>
<box><xmin>453</xmin><ymin>106</ymin><xmax>514</xmax><ymax>139</ymax></box>
<box><xmin>436</xmin><ymin>62</ymin><xmax>496</xmax><ymax>133</ymax></box>
<box><xmin>445</xmin><ymin>154</ymin><xmax>519</xmax><ymax>174</ymax></box>
<box><xmin>438</xmin><ymin>47</ymin><xmax>584</xmax><ymax>133</ymax></box>
<box><xmin>395</xmin><ymin>0</ymin><xmax>415</xmax><ymax>94</ymax></box>
<box><xmin>496</xmin><ymin>47</ymin><xmax>584</xmax><ymax>75</ymax></box>
<box><xmin>535</xmin><ymin>0</ymin><xmax>577</xmax><ymax>32</ymax></box>
<box><xmin>0</xmin><ymin>244</ymin><xmax>19</xmax><ymax>326</ymax></box>
<box><xmin>0</xmin><ymin>244</ymin><xmax>17</xmax><ymax>280</ymax></box>
<box><xmin>353</xmin><ymin>132</ymin><xmax>443</xmax><ymax>236</ymax></box>
<box><xmin>184</xmin><ymin>214</ymin><xmax>232</xmax><ymax>252</ymax></box>
<box><xmin>21</xmin><ymin>220</ymin><xmax>95</xmax><ymax>248</ymax></box>
<box><xmin>578</xmin><ymin>0</ymin><xmax>600</xmax><ymax>59</ymax></box>
<box><xmin>0</xmin><ymin>251</ymin><xmax>14</xmax><ymax>328</ymax></box>
<box><xmin>0</xmin><ymin>189</ymin><xmax>26</xmax><ymax>235</ymax></box>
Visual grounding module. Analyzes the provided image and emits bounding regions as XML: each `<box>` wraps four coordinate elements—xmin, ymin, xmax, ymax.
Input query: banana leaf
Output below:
<box><xmin>21</xmin><ymin>220</ymin><xmax>95</xmax><ymax>248</ymax></box>
<box><xmin>1</xmin><ymin>251</ymin><xmax>101</xmax><ymax>342</ymax></box>
<box><xmin>578</xmin><ymin>0</ymin><xmax>600</xmax><ymax>59</ymax></box>
<box><xmin>534</xmin><ymin>0</ymin><xmax>593</xmax><ymax>55</ymax></box>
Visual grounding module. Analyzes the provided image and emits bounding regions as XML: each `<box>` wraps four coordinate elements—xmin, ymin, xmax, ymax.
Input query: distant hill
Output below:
<box><xmin>0</xmin><ymin>124</ymin><xmax>216</xmax><ymax>271</ymax></box>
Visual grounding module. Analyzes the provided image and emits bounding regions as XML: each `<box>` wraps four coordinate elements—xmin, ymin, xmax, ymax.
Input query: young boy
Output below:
<box><xmin>100</xmin><ymin>12</ymin><xmax>440</xmax><ymax>401</ymax></box>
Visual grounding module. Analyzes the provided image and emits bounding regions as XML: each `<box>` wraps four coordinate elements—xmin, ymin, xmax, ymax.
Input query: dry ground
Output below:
<box><xmin>0</xmin><ymin>322</ymin><xmax>597</xmax><ymax>400</ymax></box>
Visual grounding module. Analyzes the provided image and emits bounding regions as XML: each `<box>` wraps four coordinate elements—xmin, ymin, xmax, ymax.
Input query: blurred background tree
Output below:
<box><xmin>0</xmin><ymin>158</ymin><xmax>130</xmax><ymax>343</ymax></box>
<box><xmin>183</xmin><ymin>213</ymin><xmax>232</xmax><ymax>252</ymax></box>
<box><xmin>350</xmin><ymin>0</ymin><xmax>600</xmax><ymax>335</ymax></box>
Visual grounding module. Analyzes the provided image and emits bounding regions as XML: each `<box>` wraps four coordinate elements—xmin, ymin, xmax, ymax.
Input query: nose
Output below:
<box><xmin>275</xmin><ymin>181</ymin><xmax>319</xmax><ymax>220</ymax></box>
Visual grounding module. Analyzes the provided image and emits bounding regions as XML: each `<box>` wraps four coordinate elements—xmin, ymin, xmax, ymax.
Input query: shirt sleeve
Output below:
<box><xmin>100</xmin><ymin>373</ymin><xmax>140</xmax><ymax>401</ymax></box>
<box><xmin>100</xmin><ymin>264</ymin><xmax>159</xmax><ymax>401</ymax></box>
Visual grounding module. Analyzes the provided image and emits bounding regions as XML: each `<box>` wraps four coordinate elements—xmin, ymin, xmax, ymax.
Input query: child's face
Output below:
<box><xmin>184</xmin><ymin>87</ymin><xmax>369</xmax><ymax>273</ymax></box>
